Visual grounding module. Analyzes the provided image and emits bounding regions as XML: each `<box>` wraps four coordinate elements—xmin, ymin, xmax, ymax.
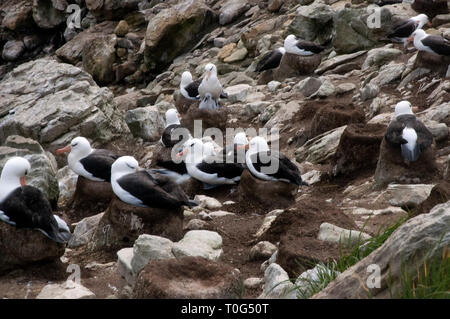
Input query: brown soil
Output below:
<box><xmin>412</xmin><ymin>181</ymin><xmax>450</xmax><ymax>217</ymax></box>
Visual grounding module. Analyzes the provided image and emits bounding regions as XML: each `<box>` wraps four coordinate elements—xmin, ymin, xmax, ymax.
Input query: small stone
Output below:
<box><xmin>36</xmin><ymin>281</ymin><xmax>96</xmax><ymax>299</ymax></box>
<box><xmin>318</xmin><ymin>223</ymin><xmax>372</xmax><ymax>247</ymax></box>
<box><xmin>224</xmin><ymin>47</ymin><xmax>248</xmax><ymax>63</ymax></box>
<box><xmin>2</xmin><ymin>40</ymin><xmax>25</xmax><ymax>61</ymax></box>
<box><xmin>268</xmin><ymin>0</ymin><xmax>283</xmax><ymax>12</ymax></box>
<box><xmin>194</xmin><ymin>195</ymin><xmax>222</xmax><ymax>210</ymax></box>
<box><xmin>114</xmin><ymin>20</ymin><xmax>129</xmax><ymax>37</ymax></box>
<box><xmin>184</xmin><ymin>218</ymin><xmax>208</xmax><ymax>230</ymax></box>
<box><xmin>249</xmin><ymin>241</ymin><xmax>278</xmax><ymax>261</ymax></box>
<box><xmin>267</xmin><ymin>81</ymin><xmax>282</xmax><ymax>92</ymax></box>
<box><xmin>244</xmin><ymin>277</ymin><xmax>264</xmax><ymax>289</ymax></box>
<box><xmin>172</xmin><ymin>230</ymin><xmax>223</xmax><ymax>261</ymax></box>
<box><xmin>218</xmin><ymin>43</ymin><xmax>237</xmax><ymax>61</ymax></box>
<box><xmin>214</xmin><ymin>37</ymin><xmax>227</xmax><ymax>48</ymax></box>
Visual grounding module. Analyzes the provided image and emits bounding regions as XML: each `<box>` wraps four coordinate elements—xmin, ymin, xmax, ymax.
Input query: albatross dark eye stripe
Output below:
<box><xmin>126</xmin><ymin>163</ymin><xmax>135</xmax><ymax>170</ymax></box>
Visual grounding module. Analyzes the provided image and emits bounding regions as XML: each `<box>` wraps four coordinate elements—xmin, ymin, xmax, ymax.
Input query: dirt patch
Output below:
<box><xmin>260</xmin><ymin>196</ymin><xmax>356</xmax><ymax>278</ymax></box>
<box><xmin>310</xmin><ymin>102</ymin><xmax>365</xmax><ymax>138</ymax></box>
<box><xmin>133</xmin><ymin>256</ymin><xmax>243</xmax><ymax>299</ymax></box>
<box><xmin>412</xmin><ymin>181</ymin><xmax>450</xmax><ymax>217</ymax></box>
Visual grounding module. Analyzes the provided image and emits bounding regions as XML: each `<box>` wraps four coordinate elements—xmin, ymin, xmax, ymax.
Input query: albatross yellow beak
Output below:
<box><xmin>20</xmin><ymin>176</ymin><xmax>26</xmax><ymax>186</ymax></box>
<box><xmin>407</xmin><ymin>36</ymin><xmax>414</xmax><ymax>44</ymax></box>
<box><xmin>206</xmin><ymin>71</ymin><xmax>210</xmax><ymax>81</ymax></box>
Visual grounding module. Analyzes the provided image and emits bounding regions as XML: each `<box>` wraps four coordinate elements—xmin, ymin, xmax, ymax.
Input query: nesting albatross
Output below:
<box><xmin>256</xmin><ymin>47</ymin><xmax>286</xmax><ymax>72</ymax></box>
<box><xmin>385</xmin><ymin>101</ymin><xmax>434</xmax><ymax>162</ymax></box>
<box><xmin>178</xmin><ymin>138</ymin><xmax>244</xmax><ymax>189</ymax></box>
<box><xmin>111</xmin><ymin>156</ymin><xmax>196</xmax><ymax>209</ymax></box>
<box><xmin>0</xmin><ymin>157</ymin><xmax>71</xmax><ymax>243</ymax></box>
<box><xmin>56</xmin><ymin>136</ymin><xmax>119</xmax><ymax>182</ymax></box>
<box><xmin>284</xmin><ymin>34</ymin><xmax>325</xmax><ymax>56</ymax></box>
<box><xmin>408</xmin><ymin>29</ymin><xmax>450</xmax><ymax>56</ymax></box>
<box><xmin>245</xmin><ymin>136</ymin><xmax>307</xmax><ymax>186</ymax></box>
<box><xmin>388</xmin><ymin>14</ymin><xmax>430</xmax><ymax>47</ymax></box>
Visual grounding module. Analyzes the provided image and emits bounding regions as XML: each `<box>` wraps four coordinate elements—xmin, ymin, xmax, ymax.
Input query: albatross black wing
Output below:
<box><xmin>161</xmin><ymin>124</ymin><xmax>184</xmax><ymax>148</ymax></box>
<box><xmin>256</xmin><ymin>50</ymin><xmax>283</xmax><ymax>72</ymax></box>
<box><xmin>79</xmin><ymin>149</ymin><xmax>119</xmax><ymax>182</ymax></box>
<box><xmin>412</xmin><ymin>119</ymin><xmax>434</xmax><ymax>152</ymax></box>
<box><xmin>1</xmin><ymin>186</ymin><xmax>71</xmax><ymax>243</ymax></box>
<box><xmin>117</xmin><ymin>171</ymin><xmax>189</xmax><ymax>209</ymax></box>
<box><xmin>385</xmin><ymin>118</ymin><xmax>408</xmax><ymax>146</ymax></box>
<box><xmin>196</xmin><ymin>155</ymin><xmax>245</xmax><ymax>179</ymax></box>
<box><xmin>184</xmin><ymin>79</ymin><xmax>201</xmax><ymax>98</ymax></box>
<box><xmin>421</xmin><ymin>35</ymin><xmax>450</xmax><ymax>56</ymax></box>
<box><xmin>388</xmin><ymin>19</ymin><xmax>416</xmax><ymax>38</ymax></box>
<box><xmin>296</xmin><ymin>40</ymin><xmax>325</xmax><ymax>54</ymax></box>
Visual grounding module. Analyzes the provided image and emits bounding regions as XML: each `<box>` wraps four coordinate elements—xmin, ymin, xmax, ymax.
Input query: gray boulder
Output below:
<box><xmin>0</xmin><ymin>58</ymin><xmax>127</xmax><ymax>148</ymax></box>
<box><xmin>219</xmin><ymin>0</ymin><xmax>250</xmax><ymax>25</ymax></box>
<box><xmin>1</xmin><ymin>40</ymin><xmax>25</xmax><ymax>61</ymax></box>
<box><xmin>144</xmin><ymin>0</ymin><xmax>216</xmax><ymax>72</ymax></box>
<box><xmin>125</xmin><ymin>105</ymin><xmax>165</xmax><ymax>142</ymax></box>
<box><xmin>313</xmin><ymin>202</ymin><xmax>450</xmax><ymax>299</ymax></box>
<box><xmin>82</xmin><ymin>35</ymin><xmax>117</xmax><ymax>85</ymax></box>
<box><xmin>287</xmin><ymin>2</ymin><xmax>335</xmax><ymax>45</ymax></box>
<box><xmin>32</xmin><ymin>0</ymin><xmax>66</xmax><ymax>29</ymax></box>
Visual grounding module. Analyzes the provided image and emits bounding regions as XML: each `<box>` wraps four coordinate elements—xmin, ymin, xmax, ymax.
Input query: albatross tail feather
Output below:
<box><xmin>401</xmin><ymin>143</ymin><xmax>420</xmax><ymax>162</ymax></box>
<box><xmin>0</xmin><ymin>210</ymin><xmax>16</xmax><ymax>226</ymax></box>
<box><xmin>44</xmin><ymin>215</ymin><xmax>72</xmax><ymax>244</ymax></box>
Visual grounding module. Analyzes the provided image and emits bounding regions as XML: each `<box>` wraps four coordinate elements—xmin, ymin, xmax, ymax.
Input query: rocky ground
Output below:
<box><xmin>0</xmin><ymin>0</ymin><xmax>449</xmax><ymax>299</ymax></box>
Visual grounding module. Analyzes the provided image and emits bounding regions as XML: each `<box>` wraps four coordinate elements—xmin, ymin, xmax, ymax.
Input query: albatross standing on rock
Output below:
<box><xmin>284</xmin><ymin>34</ymin><xmax>325</xmax><ymax>56</ymax></box>
<box><xmin>111</xmin><ymin>156</ymin><xmax>196</xmax><ymax>209</ymax></box>
<box><xmin>198</xmin><ymin>63</ymin><xmax>228</xmax><ymax>109</ymax></box>
<box><xmin>408</xmin><ymin>29</ymin><xmax>450</xmax><ymax>56</ymax></box>
<box><xmin>0</xmin><ymin>157</ymin><xmax>71</xmax><ymax>243</ymax></box>
<box><xmin>385</xmin><ymin>101</ymin><xmax>434</xmax><ymax>162</ymax></box>
<box><xmin>245</xmin><ymin>136</ymin><xmax>307</xmax><ymax>186</ymax></box>
<box><xmin>388</xmin><ymin>14</ymin><xmax>430</xmax><ymax>47</ymax></box>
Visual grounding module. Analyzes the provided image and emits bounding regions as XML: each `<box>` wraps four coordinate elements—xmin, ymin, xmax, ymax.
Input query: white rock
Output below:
<box><xmin>295</xmin><ymin>126</ymin><xmax>347</xmax><ymax>164</ymax></box>
<box><xmin>301</xmin><ymin>170</ymin><xmax>322</xmax><ymax>185</ymax></box>
<box><xmin>224</xmin><ymin>84</ymin><xmax>252</xmax><ymax>103</ymax></box>
<box><xmin>259</xmin><ymin>263</ymin><xmax>296</xmax><ymax>299</ymax></box>
<box><xmin>131</xmin><ymin>235</ymin><xmax>175</xmax><ymax>275</ymax></box>
<box><xmin>249</xmin><ymin>241</ymin><xmax>277</xmax><ymax>260</ymax></box>
<box><xmin>244</xmin><ymin>277</ymin><xmax>264</xmax><ymax>289</ymax></box>
<box><xmin>36</xmin><ymin>281</ymin><xmax>95</xmax><ymax>299</ymax></box>
<box><xmin>68</xmin><ymin>213</ymin><xmax>104</xmax><ymax>248</ymax></box>
<box><xmin>255</xmin><ymin>215</ymin><xmax>278</xmax><ymax>238</ymax></box>
<box><xmin>172</xmin><ymin>230</ymin><xmax>223</xmax><ymax>261</ymax></box>
<box><xmin>209</xmin><ymin>210</ymin><xmax>235</xmax><ymax>218</ymax></box>
<box><xmin>387</xmin><ymin>184</ymin><xmax>435</xmax><ymax>208</ymax></box>
<box><xmin>57</xmin><ymin>166</ymin><xmax>78</xmax><ymax>207</ymax></box>
<box><xmin>295</xmin><ymin>264</ymin><xmax>340</xmax><ymax>299</ymax></box>
<box><xmin>117</xmin><ymin>248</ymin><xmax>135</xmax><ymax>286</ymax></box>
<box><xmin>318</xmin><ymin>223</ymin><xmax>372</xmax><ymax>247</ymax></box>
<box><xmin>267</xmin><ymin>81</ymin><xmax>282</xmax><ymax>92</ymax></box>
<box><xmin>194</xmin><ymin>195</ymin><xmax>222</xmax><ymax>210</ymax></box>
